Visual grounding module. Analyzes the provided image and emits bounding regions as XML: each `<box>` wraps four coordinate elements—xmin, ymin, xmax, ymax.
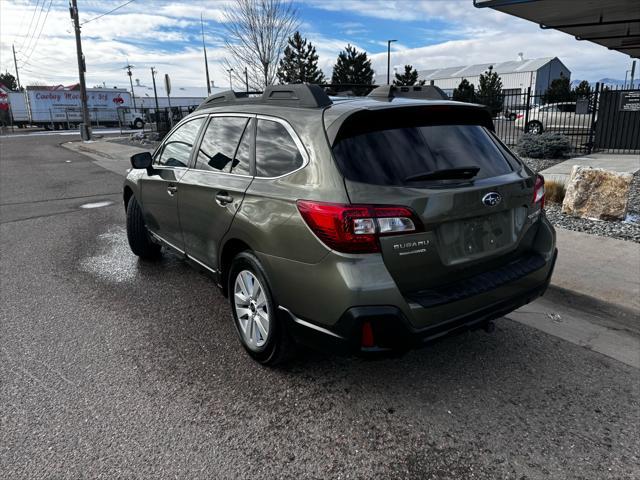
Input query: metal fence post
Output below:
<box><xmin>523</xmin><ymin>87</ymin><xmax>531</xmax><ymax>134</ymax></box>
<box><xmin>587</xmin><ymin>82</ymin><xmax>600</xmax><ymax>154</ymax></box>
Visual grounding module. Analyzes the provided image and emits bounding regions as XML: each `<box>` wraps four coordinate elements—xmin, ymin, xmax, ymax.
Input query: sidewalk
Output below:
<box><xmin>65</xmin><ymin>139</ymin><xmax>640</xmax><ymax>314</ymax></box>
<box><xmin>61</xmin><ymin>138</ymin><xmax>149</xmax><ymax>176</ymax></box>
<box><xmin>541</xmin><ymin>153</ymin><xmax>640</xmax><ymax>184</ymax></box>
<box><xmin>551</xmin><ymin>227</ymin><xmax>640</xmax><ymax>313</ymax></box>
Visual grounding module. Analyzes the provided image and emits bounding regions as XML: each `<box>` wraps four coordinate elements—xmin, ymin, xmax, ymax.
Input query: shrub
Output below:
<box><xmin>544</xmin><ymin>179</ymin><xmax>566</xmax><ymax>204</ymax></box>
<box><xmin>516</xmin><ymin>132</ymin><xmax>572</xmax><ymax>159</ymax></box>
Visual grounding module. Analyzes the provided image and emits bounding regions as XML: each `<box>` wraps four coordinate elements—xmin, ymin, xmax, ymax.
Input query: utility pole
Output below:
<box><xmin>150</xmin><ymin>67</ymin><xmax>160</xmax><ymax>112</ymax></box>
<box><xmin>124</xmin><ymin>62</ymin><xmax>137</xmax><ymax>110</ymax></box>
<box><xmin>12</xmin><ymin>44</ymin><xmax>21</xmax><ymax>90</ymax></box>
<box><xmin>244</xmin><ymin>68</ymin><xmax>249</xmax><ymax>93</ymax></box>
<box><xmin>630</xmin><ymin>60</ymin><xmax>636</xmax><ymax>89</ymax></box>
<box><xmin>386</xmin><ymin>39</ymin><xmax>397</xmax><ymax>85</ymax></box>
<box><xmin>70</xmin><ymin>0</ymin><xmax>91</xmax><ymax>140</ymax></box>
<box><xmin>201</xmin><ymin>14</ymin><xmax>211</xmax><ymax>95</ymax></box>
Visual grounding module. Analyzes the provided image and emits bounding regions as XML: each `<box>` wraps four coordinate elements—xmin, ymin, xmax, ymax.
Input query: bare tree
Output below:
<box><xmin>222</xmin><ymin>0</ymin><xmax>299</xmax><ymax>91</ymax></box>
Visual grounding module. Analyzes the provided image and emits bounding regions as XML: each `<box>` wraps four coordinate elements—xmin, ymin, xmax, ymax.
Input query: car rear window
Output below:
<box><xmin>332</xmin><ymin>124</ymin><xmax>514</xmax><ymax>186</ymax></box>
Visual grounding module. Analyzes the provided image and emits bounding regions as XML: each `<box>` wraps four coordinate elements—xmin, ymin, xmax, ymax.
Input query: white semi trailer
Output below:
<box><xmin>8</xmin><ymin>88</ymin><xmax>145</xmax><ymax>130</ymax></box>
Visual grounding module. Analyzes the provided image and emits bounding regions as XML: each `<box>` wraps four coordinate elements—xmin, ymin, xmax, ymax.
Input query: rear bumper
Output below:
<box><xmin>281</xmin><ymin>248</ymin><xmax>557</xmax><ymax>355</ymax></box>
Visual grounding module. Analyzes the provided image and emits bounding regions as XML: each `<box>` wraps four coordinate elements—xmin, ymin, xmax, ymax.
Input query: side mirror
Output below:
<box><xmin>130</xmin><ymin>151</ymin><xmax>153</xmax><ymax>169</ymax></box>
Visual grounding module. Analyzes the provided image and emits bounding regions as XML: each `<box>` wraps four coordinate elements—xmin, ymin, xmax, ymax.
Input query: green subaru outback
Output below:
<box><xmin>123</xmin><ymin>84</ymin><xmax>556</xmax><ymax>365</ymax></box>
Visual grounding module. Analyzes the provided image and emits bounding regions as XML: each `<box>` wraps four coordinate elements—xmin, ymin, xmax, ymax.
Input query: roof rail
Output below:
<box><xmin>368</xmin><ymin>85</ymin><xmax>449</xmax><ymax>101</ymax></box>
<box><xmin>263</xmin><ymin>84</ymin><xmax>332</xmax><ymax>107</ymax></box>
<box><xmin>197</xmin><ymin>84</ymin><xmax>332</xmax><ymax>110</ymax></box>
<box><xmin>197</xmin><ymin>90</ymin><xmax>250</xmax><ymax>109</ymax></box>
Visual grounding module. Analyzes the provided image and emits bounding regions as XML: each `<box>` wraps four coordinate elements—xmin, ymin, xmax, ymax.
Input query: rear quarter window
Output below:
<box><xmin>255</xmin><ymin>120</ymin><xmax>303</xmax><ymax>178</ymax></box>
<box><xmin>332</xmin><ymin>124</ymin><xmax>514</xmax><ymax>186</ymax></box>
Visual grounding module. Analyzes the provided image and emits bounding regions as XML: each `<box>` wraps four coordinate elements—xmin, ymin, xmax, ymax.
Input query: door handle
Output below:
<box><xmin>167</xmin><ymin>184</ymin><xmax>178</xmax><ymax>196</ymax></box>
<box><xmin>215</xmin><ymin>191</ymin><xmax>233</xmax><ymax>206</ymax></box>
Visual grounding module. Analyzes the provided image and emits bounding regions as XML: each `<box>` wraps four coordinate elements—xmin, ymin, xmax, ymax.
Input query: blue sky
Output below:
<box><xmin>0</xmin><ymin>0</ymin><xmax>634</xmax><ymax>91</ymax></box>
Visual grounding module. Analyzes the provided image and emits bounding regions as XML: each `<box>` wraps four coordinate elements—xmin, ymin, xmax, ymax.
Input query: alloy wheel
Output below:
<box><xmin>233</xmin><ymin>270</ymin><xmax>270</xmax><ymax>350</ymax></box>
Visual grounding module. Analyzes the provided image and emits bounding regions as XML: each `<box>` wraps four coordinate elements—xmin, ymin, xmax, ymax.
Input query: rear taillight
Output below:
<box><xmin>296</xmin><ymin>200</ymin><xmax>423</xmax><ymax>254</ymax></box>
<box><xmin>533</xmin><ymin>174</ymin><xmax>545</xmax><ymax>209</ymax></box>
<box><xmin>516</xmin><ymin>114</ymin><xmax>524</xmax><ymax>119</ymax></box>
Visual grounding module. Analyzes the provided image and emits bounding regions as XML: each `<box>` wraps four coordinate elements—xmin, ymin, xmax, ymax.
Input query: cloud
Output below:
<box><xmin>0</xmin><ymin>0</ymin><xmax>633</xmax><ymax>93</ymax></box>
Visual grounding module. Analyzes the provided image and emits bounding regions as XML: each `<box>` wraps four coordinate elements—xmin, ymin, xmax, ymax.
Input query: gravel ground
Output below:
<box><xmin>544</xmin><ymin>203</ymin><xmax>640</xmax><ymax>243</ymax></box>
<box><xmin>519</xmin><ymin>156</ymin><xmax>565</xmax><ymax>173</ymax></box>
<box><xmin>629</xmin><ymin>171</ymin><xmax>640</xmax><ymax>215</ymax></box>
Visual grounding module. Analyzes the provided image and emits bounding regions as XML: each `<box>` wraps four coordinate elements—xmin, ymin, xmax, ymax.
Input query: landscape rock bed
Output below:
<box><xmin>521</xmin><ymin>157</ymin><xmax>640</xmax><ymax>242</ymax></box>
<box><xmin>544</xmin><ymin>203</ymin><xmax>640</xmax><ymax>243</ymax></box>
<box><xmin>108</xmin><ymin>134</ymin><xmax>159</xmax><ymax>150</ymax></box>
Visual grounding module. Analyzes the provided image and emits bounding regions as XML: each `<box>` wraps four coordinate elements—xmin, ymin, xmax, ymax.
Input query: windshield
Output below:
<box><xmin>332</xmin><ymin>124</ymin><xmax>515</xmax><ymax>186</ymax></box>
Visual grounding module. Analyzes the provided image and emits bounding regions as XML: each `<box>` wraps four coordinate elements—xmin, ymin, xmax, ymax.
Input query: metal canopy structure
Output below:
<box><xmin>474</xmin><ymin>0</ymin><xmax>640</xmax><ymax>59</ymax></box>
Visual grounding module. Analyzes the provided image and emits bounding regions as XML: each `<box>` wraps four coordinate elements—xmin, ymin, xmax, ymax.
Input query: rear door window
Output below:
<box><xmin>255</xmin><ymin>119</ymin><xmax>303</xmax><ymax>177</ymax></box>
<box><xmin>332</xmin><ymin>124</ymin><xmax>514</xmax><ymax>186</ymax></box>
<box><xmin>195</xmin><ymin>116</ymin><xmax>249</xmax><ymax>173</ymax></box>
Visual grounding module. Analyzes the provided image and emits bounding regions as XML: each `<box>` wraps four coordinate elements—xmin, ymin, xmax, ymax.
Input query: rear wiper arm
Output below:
<box><xmin>404</xmin><ymin>166</ymin><xmax>480</xmax><ymax>182</ymax></box>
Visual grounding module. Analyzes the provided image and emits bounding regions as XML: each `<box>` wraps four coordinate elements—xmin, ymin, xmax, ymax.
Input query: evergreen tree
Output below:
<box><xmin>331</xmin><ymin>44</ymin><xmax>374</xmax><ymax>96</ymax></box>
<box><xmin>277</xmin><ymin>31</ymin><xmax>325</xmax><ymax>84</ymax></box>
<box><xmin>573</xmin><ymin>80</ymin><xmax>591</xmax><ymax>99</ymax></box>
<box><xmin>0</xmin><ymin>72</ymin><xmax>18</xmax><ymax>91</ymax></box>
<box><xmin>477</xmin><ymin>66</ymin><xmax>503</xmax><ymax>114</ymax></box>
<box><xmin>543</xmin><ymin>75</ymin><xmax>572</xmax><ymax>103</ymax></box>
<box><xmin>393</xmin><ymin>65</ymin><xmax>424</xmax><ymax>86</ymax></box>
<box><xmin>452</xmin><ymin>78</ymin><xmax>475</xmax><ymax>103</ymax></box>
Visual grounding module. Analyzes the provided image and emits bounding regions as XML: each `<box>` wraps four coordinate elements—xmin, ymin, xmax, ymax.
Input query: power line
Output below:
<box><xmin>80</xmin><ymin>0</ymin><xmax>136</xmax><ymax>26</ymax></box>
<box><xmin>19</xmin><ymin>0</ymin><xmax>53</xmax><ymax>67</ymax></box>
<box><xmin>20</xmin><ymin>0</ymin><xmax>47</xmax><ymax>58</ymax></box>
<box><xmin>17</xmin><ymin>0</ymin><xmax>41</xmax><ymax>52</ymax></box>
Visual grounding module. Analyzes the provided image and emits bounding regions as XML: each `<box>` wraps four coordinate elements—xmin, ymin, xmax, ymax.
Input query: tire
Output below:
<box><xmin>526</xmin><ymin>121</ymin><xmax>543</xmax><ymax>135</ymax></box>
<box><xmin>126</xmin><ymin>196</ymin><xmax>161</xmax><ymax>260</ymax></box>
<box><xmin>228</xmin><ymin>251</ymin><xmax>294</xmax><ymax>365</ymax></box>
<box><xmin>133</xmin><ymin>119</ymin><xmax>144</xmax><ymax>129</ymax></box>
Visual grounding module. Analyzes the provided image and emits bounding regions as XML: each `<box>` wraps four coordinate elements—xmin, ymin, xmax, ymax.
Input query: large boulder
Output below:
<box><xmin>562</xmin><ymin>166</ymin><xmax>633</xmax><ymax>221</ymax></box>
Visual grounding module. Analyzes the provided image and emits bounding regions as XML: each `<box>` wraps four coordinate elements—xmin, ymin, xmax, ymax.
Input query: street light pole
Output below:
<box><xmin>227</xmin><ymin>68</ymin><xmax>234</xmax><ymax>91</ymax></box>
<box><xmin>70</xmin><ymin>0</ymin><xmax>91</xmax><ymax>140</ymax></box>
<box><xmin>387</xmin><ymin>39</ymin><xmax>397</xmax><ymax>85</ymax></box>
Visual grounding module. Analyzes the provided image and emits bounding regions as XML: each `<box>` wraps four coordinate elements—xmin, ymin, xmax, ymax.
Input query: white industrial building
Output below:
<box><xmin>379</xmin><ymin>56</ymin><xmax>570</xmax><ymax>98</ymax></box>
<box><xmin>128</xmin><ymin>81</ymin><xmax>221</xmax><ymax>109</ymax></box>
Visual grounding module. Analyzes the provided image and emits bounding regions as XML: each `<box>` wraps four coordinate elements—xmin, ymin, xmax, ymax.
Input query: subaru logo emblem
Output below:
<box><xmin>482</xmin><ymin>192</ymin><xmax>502</xmax><ymax>207</ymax></box>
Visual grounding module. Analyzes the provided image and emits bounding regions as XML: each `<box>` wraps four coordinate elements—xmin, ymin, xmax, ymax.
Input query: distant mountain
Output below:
<box><xmin>571</xmin><ymin>78</ymin><xmax>640</xmax><ymax>88</ymax></box>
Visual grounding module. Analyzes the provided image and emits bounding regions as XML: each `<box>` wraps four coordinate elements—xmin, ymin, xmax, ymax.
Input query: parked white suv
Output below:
<box><xmin>515</xmin><ymin>101</ymin><xmax>593</xmax><ymax>134</ymax></box>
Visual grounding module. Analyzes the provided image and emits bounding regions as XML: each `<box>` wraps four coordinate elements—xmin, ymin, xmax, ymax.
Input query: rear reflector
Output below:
<box><xmin>361</xmin><ymin>321</ymin><xmax>375</xmax><ymax>348</ymax></box>
<box><xmin>296</xmin><ymin>200</ymin><xmax>423</xmax><ymax>254</ymax></box>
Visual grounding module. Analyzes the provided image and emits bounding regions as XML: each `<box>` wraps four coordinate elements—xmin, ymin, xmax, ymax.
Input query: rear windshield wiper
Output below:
<box><xmin>404</xmin><ymin>166</ymin><xmax>480</xmax><ymax>182</ymax></box>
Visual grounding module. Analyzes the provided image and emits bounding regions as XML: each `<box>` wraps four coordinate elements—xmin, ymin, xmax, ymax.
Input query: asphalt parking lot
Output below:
<box><xmin>1</xmin><ymin>133</ymin><xmax>638</xmax><ymax>479</ymax></box>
